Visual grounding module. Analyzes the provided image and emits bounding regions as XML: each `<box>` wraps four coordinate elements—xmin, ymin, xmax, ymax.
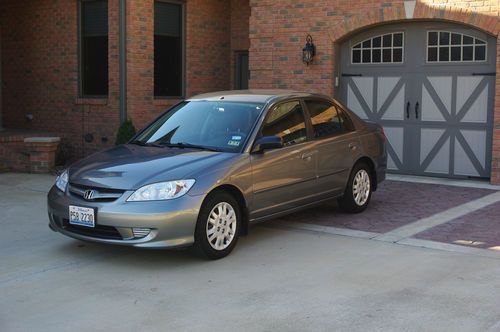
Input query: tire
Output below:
<box><xmin>337</xmin><ymin>162</ymin><xmax>373</xmax><ymax>213</ymax></box>
<box><xmin>193</xmin><ymin>191</ymin><xmax>241</xmax><ymax>260</ymax></box>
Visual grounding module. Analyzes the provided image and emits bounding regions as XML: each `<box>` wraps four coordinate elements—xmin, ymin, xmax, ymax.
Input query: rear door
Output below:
<box><xmin>250</xmin><ymin>100</ymin><xmax>318</xmax><ymax>219</ymax></box>
<box><xmin>303</xmin><ymin>100</ymin><xmax>357</xmax><ymax>198</ymax></box>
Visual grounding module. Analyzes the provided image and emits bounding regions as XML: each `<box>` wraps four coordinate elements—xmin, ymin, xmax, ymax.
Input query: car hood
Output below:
<box><xmin>68</xmin><ymin>144</ymin><xmax>236</xmax><ymax>190</ymax></box>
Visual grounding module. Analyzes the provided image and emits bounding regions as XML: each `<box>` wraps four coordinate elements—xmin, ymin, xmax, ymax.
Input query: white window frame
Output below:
<box><xmin>350</xmin><ymin>32</ymin><xmax>405</xmax><ymax>65</ymax></box>
<box><xmin>426</xmin><ymin>30</ymin><xmax>487</xmax><ymax>63</ymax></box>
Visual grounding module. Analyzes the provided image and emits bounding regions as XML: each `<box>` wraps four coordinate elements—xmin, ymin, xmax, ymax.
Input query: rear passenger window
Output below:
<box><xmin>262</xmin><ymin>101</ymin><xmax>307</xmax><ymax>146</ymax></box>
<box><xmin>338</xmin><ymin>107</ymin><xmax>355</xmax><ymax>132</ymax></box>
<box><xmin>306</xmin><ymin>101</ymin><xmax>352</xmax><ymax>138</ymax></box>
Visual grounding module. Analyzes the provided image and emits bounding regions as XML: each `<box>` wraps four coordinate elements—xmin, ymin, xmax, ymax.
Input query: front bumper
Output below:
<box><xmin>47</xmin><ymin>186</ymin><xmax>205</xmax><ymax>248</ymax></box>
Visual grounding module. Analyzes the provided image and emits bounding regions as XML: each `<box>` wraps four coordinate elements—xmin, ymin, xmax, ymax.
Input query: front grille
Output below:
<box><xmin>61</xmin><ymin>218</ymin><xmax>123</xmax><ymax>240</ymax></box>
<box><xmin>68</xmin><ymin>183</ymin><xmax>125</xmax><ymax>202</ymax></box>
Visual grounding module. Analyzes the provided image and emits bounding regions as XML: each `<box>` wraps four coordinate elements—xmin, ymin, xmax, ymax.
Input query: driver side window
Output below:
<box><xmin>262</xmin><ymin>101</ymin><xmax>307</xmax><ymax>146</ymax></box>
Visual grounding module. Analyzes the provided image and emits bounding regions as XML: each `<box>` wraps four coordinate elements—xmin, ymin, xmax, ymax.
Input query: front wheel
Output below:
<box><xmin>338</xmin><ymin>163</ymin><xmax>372</xmax><ymax>213</ymax></box>
<box><xmin>193</xmin><ymin>191</ymin><xmax>241</xmax><ymax>259</ymax></box>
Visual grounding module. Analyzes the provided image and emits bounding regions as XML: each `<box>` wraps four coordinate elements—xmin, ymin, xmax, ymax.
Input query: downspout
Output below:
<box><xmin>119</xmin><ymin>0</ymin><xmax>127</xmax><ymax>124</ymax></box>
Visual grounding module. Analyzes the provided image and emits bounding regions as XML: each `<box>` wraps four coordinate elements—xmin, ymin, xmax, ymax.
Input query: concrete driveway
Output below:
<box><xmin>1</xmin><ymin>173</ymin><xmax>500</xmax><ymax>332</ymax></box>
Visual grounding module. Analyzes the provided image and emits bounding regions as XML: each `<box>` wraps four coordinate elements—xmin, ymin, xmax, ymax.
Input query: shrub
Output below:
<box><xmin>115</xmin><ymin>119</ymin><xmax>137</xmax><ymax>145</ymax></box>
<box><xmin>55</xmin><ymin>140</ymin><xmax>74</xmax><ymax>167</ymax></box>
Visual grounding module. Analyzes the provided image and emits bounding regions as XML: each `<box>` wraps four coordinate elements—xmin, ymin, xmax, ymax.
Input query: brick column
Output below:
<box><xmin>24</xmin><ymin>137</ymin><xmax>60</xmax><ymax>174</ymax></box>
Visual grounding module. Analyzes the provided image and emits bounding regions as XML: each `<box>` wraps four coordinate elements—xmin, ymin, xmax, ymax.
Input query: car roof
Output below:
<box><xmin>186</xmin><ymin>89</ymin><xmax>332</xmax><ymax>104</ymax></box>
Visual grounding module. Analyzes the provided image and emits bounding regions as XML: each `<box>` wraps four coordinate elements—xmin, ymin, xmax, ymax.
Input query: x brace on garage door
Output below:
<box><xmin>338</xmin><ymin>21</ymin><xmax>497</xmax><ymax>179</ymax></box>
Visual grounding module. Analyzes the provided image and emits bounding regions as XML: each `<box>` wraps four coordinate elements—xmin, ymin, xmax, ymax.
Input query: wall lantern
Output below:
<box><xmin>302</xmin><ymin>34</ymin><xmax>316</xmax><ymax>66</ymax></box>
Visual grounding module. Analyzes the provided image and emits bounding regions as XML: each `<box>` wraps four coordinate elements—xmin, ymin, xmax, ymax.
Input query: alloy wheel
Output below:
<box><xmin>352</xmin><ymin>169</ymin><xmax>371</xmax><ymax>206</ymax></box>
<box><xmin>206</xmin><ymin>202</ymin><xmax>237</xmax><ymax>250</ymax></box>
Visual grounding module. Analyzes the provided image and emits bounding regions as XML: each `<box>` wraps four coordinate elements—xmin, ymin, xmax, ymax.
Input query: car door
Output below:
<box><xmin>303</xmin><ymin>99</ymin><xmax>358</xmax><ymax>198</ymax></box>
<box><xmin>250</xmin><ymin>100</ymin><xmax>318</xmax><ymax>219</ymax></box>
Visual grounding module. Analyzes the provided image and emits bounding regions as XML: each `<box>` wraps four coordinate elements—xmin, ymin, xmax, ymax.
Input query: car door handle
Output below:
<box><xmin>301</xmin><ymin>152</ymin><xmax>314</xmax><ymax>160</ymax></box>
<box><xmin>348</xmin><ymin>142</ymin><xmax>357</xmax><ymax>151</ymax></box>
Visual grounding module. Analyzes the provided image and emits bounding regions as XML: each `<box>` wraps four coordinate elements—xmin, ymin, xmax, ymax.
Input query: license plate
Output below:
<box><xmin>69</xmin><ymin>205</ymin><xmax>95</xmax><ymax>228</ymax></box>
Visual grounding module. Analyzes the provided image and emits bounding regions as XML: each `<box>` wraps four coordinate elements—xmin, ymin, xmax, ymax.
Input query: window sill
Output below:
<box><xmin>75</xmin><ymin>98</ymin><xmax>108</xmax><ymax>106</ymax></box>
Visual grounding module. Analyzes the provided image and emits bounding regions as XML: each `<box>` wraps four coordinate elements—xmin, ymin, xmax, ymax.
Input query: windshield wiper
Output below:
<box><xmin>129</xmin><ymin>140</ymin><xmax>164</xmax><ymax>148</ymax></box>
<box><xmin>162</xmin><ymin>142</ymin><xmax>222</xmax><ymax>152</ymax></box>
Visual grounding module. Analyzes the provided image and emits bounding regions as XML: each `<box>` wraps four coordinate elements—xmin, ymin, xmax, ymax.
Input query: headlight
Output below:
<box><xmin>55</xmin><ymin>170</ymin><xmax>69</xmax><ymax>192</ymax></box>
<box><xmin>127</xmin><ymin>179</ymin><xmax>196</xmax><ymax>202</ymax></box>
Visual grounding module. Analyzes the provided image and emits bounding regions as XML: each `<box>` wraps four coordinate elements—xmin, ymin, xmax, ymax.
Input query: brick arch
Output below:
<box><xmin>329</xmin><ymin>1</ymin><xmax>500</xmax><ymax>184</ymax></box>
<box><xmin>329</xmin><ymin>2</ymin><xmax>499</xmax><ymax>43</ymax></box>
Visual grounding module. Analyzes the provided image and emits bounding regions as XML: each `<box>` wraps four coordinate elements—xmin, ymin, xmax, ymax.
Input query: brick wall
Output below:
<box><xmin>0</xmin><ymin>0</ymin><xmax>120</xmax><ymax>161</ymax></box>
<box><xmin>0</xmin><ymin>0</ymin><xmax>248</xmax><ymax>160</ymax></box>
<box><xmin>0</xmin><ymin>136</ymin><xmax>30</xmax><ymax>172</ymax></box>
<box><xmin>248</xmin><ymin>0</ymin><xmax>499</xmax><ymax>183</ymax></box>
<box><xmin>126</xmin><ymin>0</ymin><xmax>155</xmax><ymax>129</ymax></box>
<box><xmin>186</xmin><ymin>0</ymin><xmax>231</xmax><ymax>97</ymax></box>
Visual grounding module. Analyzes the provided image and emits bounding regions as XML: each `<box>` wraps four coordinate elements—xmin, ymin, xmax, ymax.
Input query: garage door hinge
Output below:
<box><xmin>472</xmin><ymin>72</ymin><xmax>496</xmax><ymax>76</ymax></box>
<box><xmin>341</xmin><ymin>73</ymin><xmax>363</xmax><ymax>77</ymax></box>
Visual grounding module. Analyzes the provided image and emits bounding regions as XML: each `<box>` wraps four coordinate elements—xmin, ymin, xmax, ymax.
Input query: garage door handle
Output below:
<box><xmin>415</xmin><ymin>102</ymin><xmax>419</xmax><ymax>119</ymax></box>
<box><xmin>406</xmin><ymin>101</ymin><xmax>410</xmax><ymax>119</ymax></box>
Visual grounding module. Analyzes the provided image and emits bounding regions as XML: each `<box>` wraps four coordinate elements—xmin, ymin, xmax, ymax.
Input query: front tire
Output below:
<box><xmin>338</xmin><ymin>162</ymin><xmax>372</xmax><ymax>213</ymax></box>
<box><xmin>193</xmin><ymin>191</ymin><xmax>241</xmax><ymax>259</ymax></box>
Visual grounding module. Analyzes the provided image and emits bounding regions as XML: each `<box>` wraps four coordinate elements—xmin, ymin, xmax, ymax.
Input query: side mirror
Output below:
<box><xmin>252</xmin><ymin>136</ymin><xmax>283</xmax><ymax>153</ymax></box>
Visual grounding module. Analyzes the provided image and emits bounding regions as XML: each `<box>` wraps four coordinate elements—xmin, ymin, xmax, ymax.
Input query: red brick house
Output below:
<box><xmin>0</xmin><ymin>0</ymin><xmax>499</xmax><ymax>183</ymax></box>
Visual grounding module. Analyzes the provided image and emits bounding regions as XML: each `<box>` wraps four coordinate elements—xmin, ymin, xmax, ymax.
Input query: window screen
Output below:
<box><xmin>154</xmin><ymin>2</ymin><xmax>183</xmax><ymax>97</ymax></box>
<box><xmin>81</xmin><ymin>0</ymin><xmax>108</xmax><ymax>96</ymax></box>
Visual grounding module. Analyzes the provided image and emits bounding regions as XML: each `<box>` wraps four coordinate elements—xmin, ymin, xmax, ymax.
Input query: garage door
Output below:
<box><xmin>338</xmin><ymin>22</ymin><xmax>496</xmax><ymax>179</ymax></box>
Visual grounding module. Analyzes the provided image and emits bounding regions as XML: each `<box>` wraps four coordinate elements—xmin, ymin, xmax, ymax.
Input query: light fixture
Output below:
<box><xmin>302</xmin><ymin>34</ymin><xmax>316</xmax><ymax>66</ymax></box>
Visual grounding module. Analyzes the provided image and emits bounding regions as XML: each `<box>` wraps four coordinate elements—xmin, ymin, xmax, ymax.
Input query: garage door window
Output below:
<box><xmin>352</xmin><ymin>32</ymin><xmax>404</xmax><ymax>64</ymax></box>
<box><xmin>427</xmin><ymin>31</ymin><xmax>487</xmax><ymax>63</ymax></box>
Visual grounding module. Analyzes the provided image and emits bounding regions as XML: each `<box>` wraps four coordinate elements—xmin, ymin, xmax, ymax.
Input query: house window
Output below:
<box><xmin>80</xmin><ymin>0</ymin><xmax>108</xmax><ymax>97</ymax></box>
<box><xmin>351</xmin><ymin>32</ymin><xmax>404</xmax><ymax>64</ymax></box>
<box><xmin>427</xmin><ymin>31</ymin><xmax>487</xmax><ymax>63</ymax></box>
<box><xmin>154</xmin><ymin>2</ymin><xmax>183</xmax><ymax>97</ymax></box>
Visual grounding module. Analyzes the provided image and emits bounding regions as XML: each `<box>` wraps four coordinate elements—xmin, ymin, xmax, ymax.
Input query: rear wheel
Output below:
<box><xmin>338</xmin><ymin>162</ymin><xmax>372</xmax><ymax>213</ymax></box>
<box><xmin>193</xmin><ymin>191</ymin><xmax>241</xmax><ymax>259</ymax></box>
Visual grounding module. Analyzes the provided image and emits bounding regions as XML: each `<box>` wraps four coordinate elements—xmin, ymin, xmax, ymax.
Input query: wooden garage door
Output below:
<box><xmin>338</xmin><ymin>22</ymin><xmax>496</xmax><ymax>179</ymax></box>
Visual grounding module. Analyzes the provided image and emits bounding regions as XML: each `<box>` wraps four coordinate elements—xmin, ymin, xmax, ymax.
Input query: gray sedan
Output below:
<box><xmin>47</xmin><ymin>90</ymin><xmax>387</xmax><ymax>259</ymax></box>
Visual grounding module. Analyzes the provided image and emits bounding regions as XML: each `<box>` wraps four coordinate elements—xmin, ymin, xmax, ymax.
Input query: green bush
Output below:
<box><xmin>115</xmin><ymin>119</ymin><xmax>137</xmax><ymax>145</ymax></box>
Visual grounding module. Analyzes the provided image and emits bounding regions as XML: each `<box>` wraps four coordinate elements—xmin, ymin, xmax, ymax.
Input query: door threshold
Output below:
<box><xmin>386</xmin><ymin>174</ymin><xmax>500</xmax><ymax>191</ymax></box>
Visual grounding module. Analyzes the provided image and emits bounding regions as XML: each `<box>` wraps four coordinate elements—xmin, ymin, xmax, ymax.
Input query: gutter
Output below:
<box><xmin>119</xmin><ymin>0</ymin><xmax>127</xmax><ymax>123</ymax></box>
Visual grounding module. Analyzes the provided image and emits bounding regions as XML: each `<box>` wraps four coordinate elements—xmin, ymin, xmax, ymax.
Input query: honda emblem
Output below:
<box><xmin>83</xmin><ymin>190</ymin><xmax>97</xmax><ymax>200</ymax></box>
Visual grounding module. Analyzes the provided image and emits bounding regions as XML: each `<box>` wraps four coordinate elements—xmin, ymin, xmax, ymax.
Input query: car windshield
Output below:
<box><xmin>132</xmin><ymin>101</ymin><xmax>264</xmax><ymax>152</ymax></box>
